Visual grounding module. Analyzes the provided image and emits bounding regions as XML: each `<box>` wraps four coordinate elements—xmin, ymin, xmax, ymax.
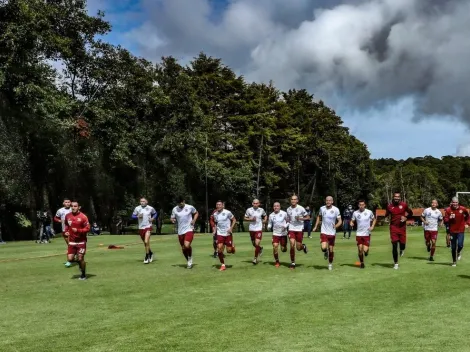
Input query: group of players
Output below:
<box><xmin>53</xmin><ymin>192</ymin><xmax>469</xmax><ymax>279</ymax></box>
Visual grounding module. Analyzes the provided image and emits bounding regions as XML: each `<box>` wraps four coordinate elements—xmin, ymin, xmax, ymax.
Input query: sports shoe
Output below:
<box><xmin>252</xmin><ymin>258</ymin><xmax>258</xmax><ymax>265</ymax></box>
<box><xmin>219</xmin><ymin>264</ymin><xmax>226</xmax><ymax>271</ymax></box>
<box><xmin>213</xmin><ymin>251</ymin><xmax>217</xmax><ymax>258</ymax></box>
<box><xmin>400</xmin><ymin>250</ymin><xmax>405</xmax><ymax>257</ymax></box>
<box><xmin>275</xmin><ymin>262</ymin><xmax>280</xmax><ymax>268</ymax></box>
<box><xmin>328</xmin><ymin>264</ymin><xmax>333</xmax><ymax>271</ymax></box>
<box><xmin>79</xmin><ymin>275</ymin><xmax>87</xmax><ymax>280</ymax></box>
<box><xmin>143</xmin><ymin>256</ymin><xmax>149</xmax><ymax>264</ymax></box>
<box><xmin>364</xmin><ymin>250</ymin><xmax>369</xmax><ymax>257</ymax></box>
<box><xmin>149</xmin><ymin>252</ymin><xmax>154</xmax><ymax>263</ymax></box>
<box><xmin>64</xmin><ymin>261</ymin><xmax>72</xmax><ymax>267</ymax></box>
<box><xmin>452</xmin><ymin>262</ymin><xmax>457</xmax><ymax>267</ymax></box>
<box><xmin>360</xmin><ymin>263</ymin><xmax>365</xmax><ymax>269</ymax></box>
<box><xmin>289</xmin><ymin>263</ymin><xmax>296</xmax><ymax>270</ymax></box>
<box><xmin>187</xmin><ymin>258</ymin><xmax>193</xmax><ymax>269</ymax></box>
<box><xmin>427</xmin><ymin>245</ymin><xmax>431</xmax><ymax>253</ymax></box>
<box><xmin>429</xmin><ymin>256</ymin><xmax>434</xmax><ymax>261</ymax></box>
<box><xmin>458</xmin><ymin>254</ymin><xmax>462</xmax><ymax>261</ymax></box>
<box><xmin>393</xmin><ymin>263</ymin><xmax>399</xmax><ymax>270</ymax></box>
<box><xmin>308</xmin><ymin>235</ymin><xmax>312</xmax><ymax>239</ymax></box>
<box><xmin>323</xmin><ymin>250</ymin><xmax>328</xmax><ymax>260</ymax></box>
<box><xmin>303</xmin><ymin>244</ymin><xmax>308</xmax><ymax>254</ymax></box>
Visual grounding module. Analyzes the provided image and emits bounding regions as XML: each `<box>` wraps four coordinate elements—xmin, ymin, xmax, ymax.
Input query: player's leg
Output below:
<box><xmin>327</xmin><ymin>236</ymin><xmax>335</xmax><ymax>270</ymax></box>
<box><xmin>288</xmin><ymin>233</ymin><xmax>296</xmax><ymax>269</ymax></box>
<box><xmin>178</xmin><ymin>235</ymin><xmax>188</xmax><ymax>260</ymax></box>
<box><xmin>457</xmin><ymin>233</ymin><xmax>464</xmax><ymax>260</ymax></box>
<box><xmin>212</xmin><ymin>234</ymin><xmax>218</xmax><ymax>258</ymax></box>
<box><xmin>450</xmin><ymin>233</ymin><xmax>458</xmax><ymax>265</ymax></box>
<box><xmin>357</xmin><ymin>237</ymin><xmax>364</xmax><ymax>267</ymax></box>
<box><xmin>184</xmin><ymin>232</ymin><xmax>194</xmax><ymax>268</ymax></box>
<box><xmin>217</xmin><ymin>236</ymin><xmax>225</xmax><ymax>270</ymax></box>
<box><xmin>250</xmin><ymin>232</ymin><xmax>256</xmax><ymax>248</ymax></box>
<box><xmin>272</xmin><ymin>237</ymin><xmax>280</xmax><ymax>267</ymax></box>
<box><xmin>77</xmin><ymin>246</ymin><xmax>87</xmax><ymax>280</ymax></box>
<box><xmin>391</xmin><ymin>231</ymin><xmax>400</xmax><ymax>268</ymax></box>
<box><xmin>142</xmin><ymin>230</ymin><xmax>152</xmax><ymax>263</ymax></box>
<box><xmin>429</xmin><ymin>232</ymin><xmax>437</xmax><ymax>261</ymax></box>
<box><xmin>446</xmin><ymin>227</ymin><xmax>451</xmax><ymax>248</ymax></box>
<box><xmin>63</xmin><ymin>233</ymin><xmax>72</xmax><ymax>267</ymax></box>
<box><xmin>424</xmin><ymin>231</ymin><xmax>431</xmax><ymax>253</ymax></box>
<box><xmin>295</xmin><ymin>232</ymin><xmax>307</xmax><ymax>253</ymax></box>
<box><xmin>253</xmin><ymin>233</ymin><xmax>263</xmax><ymax>264</ymax></box>
<box><xmin>226</xmin><ymin>235</ymin><xmax>235</xmax><ymax>254</ymax></box>
<box><xmin>320</xmin><ymin>234</ymin><xmax>328</xmax><ymax>260</ymax></box>
<box><xmin>399</xmin><ymin>233</ymin><xmax>406</xmax><ymax>257</ymax></box>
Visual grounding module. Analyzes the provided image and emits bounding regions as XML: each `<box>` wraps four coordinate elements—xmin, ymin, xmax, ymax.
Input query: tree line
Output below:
<box><xmin>0</xmin><ymin>0</ymin><xmax>466</xmax><ymax>240</ymax></box>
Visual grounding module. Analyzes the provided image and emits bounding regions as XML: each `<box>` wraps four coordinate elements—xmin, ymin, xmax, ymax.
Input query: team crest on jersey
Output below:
<box><xmin>399</xmin><ymin>205</ymin><xmax>403</xmax><ymax>209</ymax></box>
<box><xmin>330</xmin><ymin>209</ymin><xmax>334</xmax><ymax>213</ymax></box>
<box><xmin>357</xmin><ymin>214</ymin><xmax>361</xmax><ymax>219</ymax></box>
<box><xmin>67</xmin><ymin>220</ymin><xmax>72</xmax><ymax>226</ymax></box>
<box><xmin>77</xmin><ymin>218</ymin><xmax>82</xmax><ymax>222</ymax></box>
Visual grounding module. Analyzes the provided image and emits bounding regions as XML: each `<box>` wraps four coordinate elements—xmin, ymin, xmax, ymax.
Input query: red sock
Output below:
<box><xmin>187</xmin><ymin>247</ymin><xmax>192</xmax><ymax>257</ymax></box>
<box><xmin>255</xmin><ymin>245</ymin><xmax>261</xmax><ymax>257</ymax></box>
<box><xmin>218</xmin><ymin>251</ymin><xmax>224</xmax><ymax>264</ymax></box>
<box><xmin>359</xmin><ymin>253</ymin><xmax>364</xmax><ymax>263</ymax></box>
<box><xmin>290</xmin><ymin>247</ymin><xmax>295</xmax><ymax>262</ymax></box>
<box><xmin>274</xmin><ymin>252</ymin><xmax>279</xmax><ymax>262</ymax></box>
<box><xmin>182</xmin><ymin>248</ymin><xmax>188</xmax><ymax>260</ymax></box>
<box><xmin>431</xmin><ymin>246</ymin><xmax>436</xmax><ymax>256</ymax></box>
<box><xmin>329</xmin><ymin>251</ymin><xmax>334</xmax><ymax>263</ymax></box>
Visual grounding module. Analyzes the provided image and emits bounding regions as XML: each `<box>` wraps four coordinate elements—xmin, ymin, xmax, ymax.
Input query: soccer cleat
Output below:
<box><xmin>328</xmin><ymin>264</ymin><xmax>333</xmax><ymax>271</ymax></box>
<box><xmin>79</xmin><ymin>276</ymin><xmax>87</xmax><ymax>280</ymax></box>
<box><xmin>393</xmin><ymin>264</ymin><xmax>399</xmax><ymax>270</ymax></box>
<box><xmin>231</xmin><ymin>246</ymin><xmax>236</xmax><ymax>254</ymax></box>
<box><xmin>289</xmin><ymin>263</ymin><xmax>296</xmax><ymax>270</ymax></box>
<box><xmin>427</xmin><ymin>245</ymin><xmax>431</xmax><ymax>253</ymax></box>
<box><xmin>213</xmin><ymin>251</ymin><xmax>217</xmax><ymax>258</ymax></box>
<box><xmin>429</xmin><ymin>256</ymin><xmax>434</xmax><ymax>261</ymax></box>
<box><xmin>400</xmin><ymin>250</ymin><xmax>405</xmax><ymax>257</ymax></box>
<box><xmin>187</xmin><ymin>257</ymin><xmax>193</xmax><ymax>269</ymax></box>
<box><xmin>360</xmin><ymin>263</ymin><xmax>365</xmax><ymax>269</ymax></box>
<box><xmin>303</xmin><ymin>244</ymin><xmax>308</xmax><ymax>254</ymax></box>
<box><xmin>252</xmin><ymin>258</ymin><xmax>258</xmax><ymax>265</ymax></box>
<box><xmin>452</xmin><ymin>262</ymin><xmax>457</xmax><ymax>267</ymax></box>
<box><xmin>65</xmin><ymin>261</ymin><xmax>72</xmax><ymax>267</ymax></box>
<box><xmin>323</xmin><ymin>250</ymin><xmax>328</xmax><ymax>260</ymax></box>
<box><xmin>458</xmin><ymin>254</ymin><xmax>462</xmax><ymax>261</ymax></box>
<box><xmin>275</xmin><ymin>261</ymin><xmax>280</xmax><ymax>268</ymax></box>
<box><xmin>149</xmin><ymin>252</ymin><xmax>154</xmax><ymax>263</ymax></box>
<box><xmin>143</xmin><ymin>255</ymin><xmax>149</xmax><ymax>264</ymax></box>
<box><xmin>219</xmin><ymin>264</ymin><xmax>226</xmax><ymax>271</ymax></box>
<box><xmin>364</xmin><ymin>251</ymin><xmax>369</xmax><ymax>257</ymax></box>
<box><xmin>308</xmin><ymin>235</ymin><xmax>312</xmax><ymax>239</ymax></box>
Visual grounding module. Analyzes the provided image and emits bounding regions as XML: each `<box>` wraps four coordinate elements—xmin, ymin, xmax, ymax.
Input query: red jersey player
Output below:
<box><xmin>444</xmin><ymin>197</ymin><xmax>469</xmax><ymax>266</ymax></box>
<box><xmin>385</xmin><ymin>192</ymin><xmax>413</xmax><ymax>269</ymax></box>
<box><xmin>210</xmin><ymin>209</ymin><xmax>218</xmax><ymax>258</ymax></box>
<box><xmin>54</xmin><ymin>198</ymin><xmax>73</xmax><ymax>267</ymax></box>
<box><xmin>64</xmin><ymin>201</ymin><xmax>90</xmax><ymax>280</ymax></box>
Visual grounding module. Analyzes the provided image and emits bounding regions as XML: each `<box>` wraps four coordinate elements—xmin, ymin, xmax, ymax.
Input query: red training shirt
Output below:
<box><xmin>444</xmin><ymin>206</ymin><xmax>469</xmax><ymax>233</ymax></box>
<box><xmin>64</xmin><ymin>211</ymin><xmax>90</xmax><ymax>243</ymax></box>
<box><xmin>385</xmin><ymin>202</ymin><xmax>413</xmax><ymax>234</ymax></box>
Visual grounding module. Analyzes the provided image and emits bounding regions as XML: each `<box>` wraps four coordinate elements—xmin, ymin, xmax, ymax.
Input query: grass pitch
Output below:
<box><xmin>1</xmin><ymin>227</ymin><xmax>470</xmax><ymax>352</ymax></box>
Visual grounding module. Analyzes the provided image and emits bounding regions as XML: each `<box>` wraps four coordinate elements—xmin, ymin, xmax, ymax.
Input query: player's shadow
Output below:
<box><xmin>427</xmin><ymin>262</ymin><xmax>452</xmax><ymax>266</ymax></box>
<box><xmin>311</xmin><ymin>265</ymin><xmax>329</xmax><ymax>270</ymax></box>
<box><xmin>211</xmin><ymin>264</ymin><xmax>233</xmax><ymax>269</ymax></box>
<box><xmin>458</xmin><ymin>275</ymin><xmax>470</xmax><ymax>279</ymax></box>
<box><xmin>171</xmin><ymin>264</ymin><xmax>198</xmax><ymax>269</ymax></box>
<box><xmin>408</xmin><ymin>256</ymin><xmax>430</xmax><ymax>261</ymax></box>
<box><xmin>262</xmin><ymin>261</ymin><xmax>295</xmax><ymax>268</ymax></box>
<box><xmin>371</xmin><ymin>263</ymin><xmax>394</xmax><ymax>268</ymax></box>
<box><xmin>340</xmin><ymin>264</ymin><xmax>360</xmax><ymax>268</ymax></box>
<box><xmin>71</xmin><ymin>274</ymin><xmax>96</xmax><ymax>280</ymax></box>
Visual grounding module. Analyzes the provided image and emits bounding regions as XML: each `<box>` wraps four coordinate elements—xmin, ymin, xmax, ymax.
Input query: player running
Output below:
<box><xmin>132</xmin><ymin>198</ymin><xmax>157</xmax><ymax>264</ymax></box>
<box><xmin>210</xmin><ymin>209</ymin><xmax>218</xmax><ymax>257</ymax></box>
<box><xmin>385</xmin><ymin>192</ymin><xmax>413</xmax><ymax>269</ymax></box>
<box><xmin>350</xmin><ymin>200</ymin><xmax>376</xmax><ymax>268</ymax></box>
<box><xmin>444</xmin><ymin>197</ymin><xmax>469</xmax><ymax>266</ymax></box>
<box><xmin>213</xmin><ymin>201</ymin><xmax>236</xmax><ymax>271</ymax></box>
<box><xmin>286</xmin><ymin>195</ymin><xmax>309</xmax><ymax>270</ymax></box>
<box><xmin>64</xmin><ymin>201</ymin><xmax>90</xmax><ymax>280</ymax></box>
<box><xmin>267</xmin><ymin>202</ymin><xmax>288</xmax><ymax>267</ymax></box>
<box><xmin>444</xmin><ymin>202</ymin><xmax>451</xmax><ymax>248</ymax></box>
<box><xmin>421</xmin><ymin>200</ymin><xmax>443</xmax><ymax>261</ymax></box>
<box><xmin>171</xmin><ymin>197</ymin><xmax>199</xmax><ymax>269</ymax></box>
<box><xmin>54</xmin><ymin>198</ymin><xmax>73</xmax><ymax>267</ymax></box>
<box><xmin>313</xmin><ymin>196</ymin><xmax>342</xmax><ymax>270</ymax></box>
<box><xmin>244</xmin><ymin>199</ymin><xmax>267</xmax><ymax>265</ymax></box>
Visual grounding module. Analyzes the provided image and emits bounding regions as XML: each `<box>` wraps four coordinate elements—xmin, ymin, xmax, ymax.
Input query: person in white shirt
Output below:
<box><xmin>213</xmin><ymin>200</ymin><xmax>237</xmax><ymax>271</ymax></box>
<box><xmin>313</xmin><ymin>196</ymin><xmax>342</xmax><ymax>270</ymax></box>
<box><xmin>244</xmin><ymin>199</ymin><xmax>267</xmax><ymax>265</ymax></box>
<box><xmin>54</xmin><ymin>198</ymin><xmax>73</xmax><ymax>267</ymax></box>
<box><xmin>171</xmin><ymin>197</ymin><xmax>199</xmax><ymax>269</ymax></box>
<box><xmin>420</xmin><ymin>199</ymin><xmax>443</xmax><ymax>261</ymax></box>
<box><xmin>267</xmin><ymin>202</ymin><xmax>288</xmax><ymax>268</ymax></box>
<box><xmin>132</xmin><ymin>198</ymin><xmax>157</xmax><ymax>264</ymax></box>
<box><xmin>350</xmin><ymin>200</ymin><xmax>376</xmax><ymax>269</ymax></box>
<box><xmin>286</xmin><ymin>195</ymin><xmax>309</xmax><ymax>270</ymax></box>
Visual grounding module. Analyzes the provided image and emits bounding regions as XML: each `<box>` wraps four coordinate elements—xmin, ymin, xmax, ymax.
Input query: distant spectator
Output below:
<box><xmin>91</xmin><ymin>222</ymin><xmax>101</xmax><ymax>236</ymax></box>
<box><xmin>304</xmin><ymin>206</ymin><xmax>313</xmax><ymax>238</ymax></box>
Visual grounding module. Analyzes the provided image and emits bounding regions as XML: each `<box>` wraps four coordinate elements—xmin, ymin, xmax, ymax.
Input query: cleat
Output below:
<box><xmin>213</xmin><ymin>251</ymin><xmax>217</xmax><ymax>258</ymax></box>
<box><xmin>275</xmin><ymin>262</ymin><xmax>280</xmax><ymax>268</ymax></box>
<box><xmin>149</xmin><ymin>253</ymin><xmax>154</xmax><ymax>263</ymax></box>
<box><xmin>328</xmin><ymin>264</ymin><xmax>333</xmax><ymax>270</ymax></box>
<box><xmin>65</xmin><ymin>261</ymin><xmax>72</xmax><ymax>267</ymax></box>
<box><xmin>308</xmin><ymin>236</ymin><xmax>312</xmax><ymax>239</ymax></box>
<box><xmin>143</xmin><ymin>256</ymin><xmax>149</xmax><ymax>264</ymax></box>
<box><xmin>303</xmin><ymin>244</ymin><xmax>308</xmax><ymax>254</ymax></box>
<box><xmin>427</xmin><ymin>245</ymin><xmax>431</xmax><ymax>253</ymax></box>
<box><xmin>78</xmin><ymin>276</ymin><xmax>87</xmax><ymax>281</ymax></box>
<box><xmin>323</xmin><ymin>251</ymin><xmax>328</xmax><ymax>260</ymax></box>
<box><xmin>360</xmin><ymin>263</ymin><xmax>365</xmax><ymax>269</ymax></box>
<box><xmin>400</xmin><ymin>250</ymin><xmax>405</xmax><ymax>257</ymax></box>
<box><xmin>452</xmin><ymin>262</ymin><xmax>457</xmax><ymax>267</ymax></box>
<box><xmin>458</xmin><ymin>254</ymin><xmax>462</xmax><ymax>261</ymax></box>
<box><xmin>429</xmin><ymin>256</ymin><xmax>434</xmax><ymax>261</ymax></box>
<box><xmin>365</xmin><ymin>251</ymin><xmax>369</xmax><ymax>257</ymax></box>
<box><xmin>289</xmin><ymin>263</ymin><xmax>296</xmax><ymax>270</ymax></box>
<box><xmin>187</xmin><ymin>257</ymin><xmax>193</xmax><ymax>269</ymax></box>
<box><xmin>219</xmin><ymin>264</ymin><xmax>226</xmax><ymax>271</ymax></box>
<box><xmin>393</xmin><ymin>264</ymin><xmax>399</xmax><ymax>270</ymax></box>
<box><xmin>252</xmin><ymin>258</ymin><xmax>258</xmax><ymax>265</ymax></box>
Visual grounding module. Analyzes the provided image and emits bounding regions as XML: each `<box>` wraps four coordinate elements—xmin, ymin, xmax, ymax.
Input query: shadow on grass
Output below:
<box><xmin>311</xmin><ymin>265</ymin><xmax>329</xmax><ymax>270</ymax></box>
<box><xmin>171</xmin><ymin>264</ymin><xmax>198</xmax><ymax>269</ymax></box>
<box><xmin>408</xmin><ymin>256</ymin><xmax>430</xmax><ymax>261</ymax></box>
<box><xmin>340</xmin><ymin>264</ymin><xmax>360</xmax><ymax>268</ymax></box>
<box><xmin>71</xmin><ymin>274</ymin><xmax>96</xmax><ymax>280</ymax></box>
<box><xmin>458</xmin><ymin>275</ymin><xmax>470</xmax><ymax>279</ymax></box>
<box><xmin>211</xmin><ymin>264</ymin><xmax>233</xmax><ymax>269</ymax></box>
<box><xmin>427</xmin><ymin>262</ymin><xmax>452</xmax><ymax>266</ymax></box>
<box><xmin>261</xmin><ymin>261</ymin><xmax>295</xmax><ymax>268</ymax></box>
<box><xmin>371</xmin><ymin>263</ymin><xmax>393</xmax><ymax>268</ymax></box>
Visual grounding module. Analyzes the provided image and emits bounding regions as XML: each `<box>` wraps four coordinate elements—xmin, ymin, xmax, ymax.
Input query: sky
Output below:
<box><xmin>85</xmin><ymin>0</ymin><xmax>470</xmax><ymax>159</ymax></box>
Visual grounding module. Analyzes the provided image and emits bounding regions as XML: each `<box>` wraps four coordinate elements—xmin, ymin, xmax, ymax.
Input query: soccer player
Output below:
<box><xmin>286</xmin><ymin>195</ymin><xmax>309</xmax><ymax>270</ymax></box>
<box><xmin>267</xmin><ymin>202</ymin><xmax>288</xmax><ymax>267</ymax></box>
<box><xmin>213</xmin><ymin>201</ymin><xmax>236</xmax><ymax>271</ymax></box>
<box><xmin>304</xmin><ymin>206</ymin><xmax>313</xmax><ymax>238</ymax></box>
<box><xmin>421</xmin><ymin>200</ymin><xmax>443</xmax><ymax>261</ymax></box>
<box><xmin>313</xmin><ymin>196</ymin><xmax>342</xmax><ymax>270</ymax></box>
<box><xmin>444</xmin><ymin>202</ymin><xmax>451</xmax><ymax>248</ymax></box>
<box><xmin>342</xmin><ymin>205</ymin><xmax>354</xmax><ymax>239</ymax></box>
<box><xmin>64</xmin><ymin>201</ymin><xmax>90</xmax><ymax>280</ymax></box>
<box><xmin>132</xmin><ymin>198</ymin><xmax>157</xmax><ymax>264</ymax></box>
<box><xmin>244</xmin><ymin>199</ymin><xmax>267</xmax><ymax>265</ymax></box>
<box><xmin>385</xmin><ymin>192</ymin><xmax>413</xmax><ymax>269</ymax></box>
<box><xmin>54</xmin><ymin>198</ymin><xmax>73</xmax><ymax>267</ymax></box>
<box><xmin>171</xmin><ymin>197</ymin><xmax>199</xmax><ymax>269</ymax></box>
<box><xmin>209</xmin><ymin>209</ymin><xmax>218</xmax><ymax>258</ymax></box>
<box><xmin>350</xmin><ymin>200</ymin><xmax>376</xmax><ymax>268</ymax></box>
<box><xmin>444</xmin><ymin>197</ymin><xmax>469</xmax><ymax>266</ymax></box>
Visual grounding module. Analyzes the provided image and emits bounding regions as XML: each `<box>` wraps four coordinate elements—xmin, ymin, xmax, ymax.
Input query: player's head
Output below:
<box><xmin>252</xmin><ymin>199</ymin><xmax>260</xmax><ymax>209</ymax></box>
<box><xmin>305</xmin><ymin>206</ymin><xmax>310</xmax><ymax>210</ymax></box>
<box><xmin>431</xmin><ymin>199</ymin><xmax>438</xmax><ymax>209</ymax></box>
<box><xmin>393</xmin><ymin>192</ymin><xmax>401</xmax><ymax>204</ymax></box>
<box><xmin>451</xmin><ymin>197</ymin><xmax>459</xmax><ymax>209</ymax></box>
<box><xmin>71</xmin><ymin>201</ymin><xmax>80</xmax><ymax>214</ymax></box>
<box><xmin>358</xmin><ymin>200</ymin><xmax>366</xmax><ymax>211</ymax></box>
<box><xmin>63</xmin><ymin>198</ymin><xmax>71</xmax><ymax>209</ymax></box>
<box><xmin>140</xmin><ymin>198</ymin><xmax>148</xmax><ymax>207</ymax></box>
<box><xmin>325</xmin><ymin>196</ymin><xmax>333</xmax><ymax>207</ymax></box>
<box><xmin>216</xmin><ymin>200</ymin><xmax>224</xmax><ymax>211</ymax></box>
<box><xmin>177</xmin><ymin>197</ymin><xmax>185</xmax><ymax>208</ymax></box>
<box><xmin>290</xmin><ymin>195</ymin><xmax>299</xmax><ymax>206</ymax></box>
<box><xmin>273</xmin><ymin>202</ymin><xmax>281</xmax><ymax>212</ymax></box>
<box><xmin>348</xmin><ymin>204</ymin><xmax>352</xmax><ymax>210</ymax></box>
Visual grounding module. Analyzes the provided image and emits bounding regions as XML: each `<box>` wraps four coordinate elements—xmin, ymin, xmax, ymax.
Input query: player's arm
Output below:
<box><xmin>267</xmin><ymin>214</ymin><xmax>273</xmax><ymax>231</ymax></box>
<box><xmin>244</xmin><ymin>210</ymin><xmax>253</xmax><ymax>221</ymax></box>
<box><xmin>299</xmin><ymin>210</ymin><xmax>310</xmax><ymax>221</ymax></box>
<box><xmin>262</xmin><ymin>210</ymin><xmax>267</xmax><ymax>224</ymax></box>
<box><xmin>384</xmin><ymin>207</ymin><xmax>390</xmax><ymax>221</ymax></box>
<box><xmin>63</xmin><ymin>215</ymin><xmax>71</xmax><ymax>236</ymax></box>
<box><xmin>313</xmin><ymin>214</ymin><xmax>321</xmax><ymax>231</ymax></box>
<box><xmin>335</xmin><ymin>215</ymin><xmax>342</xmax><ymax>229</ymax></box>
<box><xmin>170</xmin><ymin>208</ymin><xmax>176</xmax><ymax>224</ymax></box>
<box><xmin>150</xmin><ymin>209</ymin><xmax>157</xmax><ymax>222</ymax></box>
<box><xmin>370</xmin><ymin>215</ymin><xmax>377</xmax><ymax>231</ymax></box>
<box><xmin>131</xmin><ymin>207</ymin><xmax>139</xmax><ymax>220</ymax></box>
<box><xmin>191</xmin><ymin>209</ymin><xmax>199</xmax><ymax>226</ymax></box>
<box><xmin>443</xmin><ymin>209</ymin><xmax>450</xmax><ymax>223</ymax></box>
<box><xmin>53</xmin><ymin>211</ymin><xmax>62</xmax><ymax>223</ymax></box>
<box><xmin>406</xmin><ymin>206</ymin><xmax>414</xmax><ymax>219</ymax></box>
<box><xmin>77</xmin><ymin>215</ymin><xmax>91</xmax><ymax>233</ymax></box>
<box><xmin>350</xmin><ymin>214</ymin><xmax>356</xmax><ymax>227</ymax></box>
<box><xmin>420</xmin><ymin>212</ymin><xmax>427</xmax><ymax>225</ymax></box>
<box><xmin>229</xmin><ymin>215</ymin><xmax>236</xmax><ymax>234</ymax></box>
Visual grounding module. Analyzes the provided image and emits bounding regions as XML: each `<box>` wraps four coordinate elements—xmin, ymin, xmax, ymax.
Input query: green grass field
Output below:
<box><xmin>1</xmin><ymin>227</ymin><xmax>470</xmax><ymax>352</ymax></box>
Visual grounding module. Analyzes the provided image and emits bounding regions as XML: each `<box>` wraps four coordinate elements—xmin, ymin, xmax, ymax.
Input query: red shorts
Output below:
<box><xmin>390</xmin><ymin>232</ymin><xmax>406</xmax><ymax>244</ymax></box>
<box><xmin>356</xmin><ymin>236</ymin><xmax>370</xmax><ymax>246</ymax></box>
<box><xmin>178</xmin><ymin>231</ymin><xmax>194</xmax><ymax>246</ymax></box>
<box><xmin>272</xmin><ymin>236</ymin><xmax>287</xmax><ymax>246</ymax></box>
<box><xmin>288</xmin><ymin>231</ymin><xmax>303</xmax><ymax>243</ymax></box>
<box><xmin>139</xmin><ymin>227</ymin><xmax>152</xmax><ymax>240</ymax></box>
<box><xmin>320</xmin><ymin>234</ymin><xmax>336</xmax><ymax>246</ymax></box>
<box><xmin>424</xmin><ymin>231</ymin><xmax>438</xmax><ymax>241</ymax></box>
<box><xmin>217</xmin><ymin>235</ymin><xmax>234</xmax><ymax>247</ymax></box>
<box><xmin>250</xmin><ymin>231</ymin><xmax>263</xmax><ymax>241</ymax></box>
<box><xmin>67</xmin><ymin>242</ymin><xmax>86</xmax><ymax>256</ymax></box>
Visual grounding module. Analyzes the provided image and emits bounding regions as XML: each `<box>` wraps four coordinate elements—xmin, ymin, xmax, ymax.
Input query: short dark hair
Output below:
<box><xmin>358</xmin><ymin>199</ymin><xmax>366</xmax><ymax>204</ymax></box>
<box><xmin>216</xmin><ymin>200</ymin><xmax>224</xmax><ymax>204</ymax></box>
<box><xmin>393</xmin><ymin>192</ymin><xmax>401</xmax><ymax>196</ymax></box>
<box><xmin>71</xmin><ymin>200</ymin><xmax>80</xmax><ymax>205</ymax></box>
<box><xmin>63</xmin><ymin>198</ymin><xmax>71</xmax><ymax>201</ymax></box>
<box><xmin>177</xmin><ymin>196</ymin><xmax>185</xmax><ymax>203</ymax></box>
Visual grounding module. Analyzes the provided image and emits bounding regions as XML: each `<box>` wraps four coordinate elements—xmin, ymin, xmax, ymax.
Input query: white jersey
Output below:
<box><xmin>287</xmin><ymin>205</ymin><xmax>307</xmax><ymax>232</ymax></box>
<box><xmin>171</xmin><ymin>204</ymin><xmax>197</xmax><ymax>235</ymax></box>
<box><xmin>213</xmin><ymin>209</ymin><xmax>234</xmax><ymax>236</ymax></box>
<box><xmin>55</xmin><ymin>207</ymin><xmax>72</xmax><ymax>232</ymax></box>
<box><xmin>422</xmin><ymin>207</ymin><xmax>443</xmax><ymax>231</ymax></box>
<box><xmin>268</xmin><ymin>210</ymin><xmax>288</xmax><ymax>236</ymax></box>
<box><xmin>352</xmin><ymin>209</ymin><xmax>375</xmax><ymax>236</ymax></box>
<box><xmin>319</xmin><ymin>205</ymin><xmax>341</xmax><ymax>235</ymax></box>
<box><xmin>132</xmin><ymin>205</ymin><xmax>156</xmax><ymax>229</ymax></box>
<box><xmin>245</xmin><ymin>207</ymin><xmax>267</xmax><ymax>232</ymax></box>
